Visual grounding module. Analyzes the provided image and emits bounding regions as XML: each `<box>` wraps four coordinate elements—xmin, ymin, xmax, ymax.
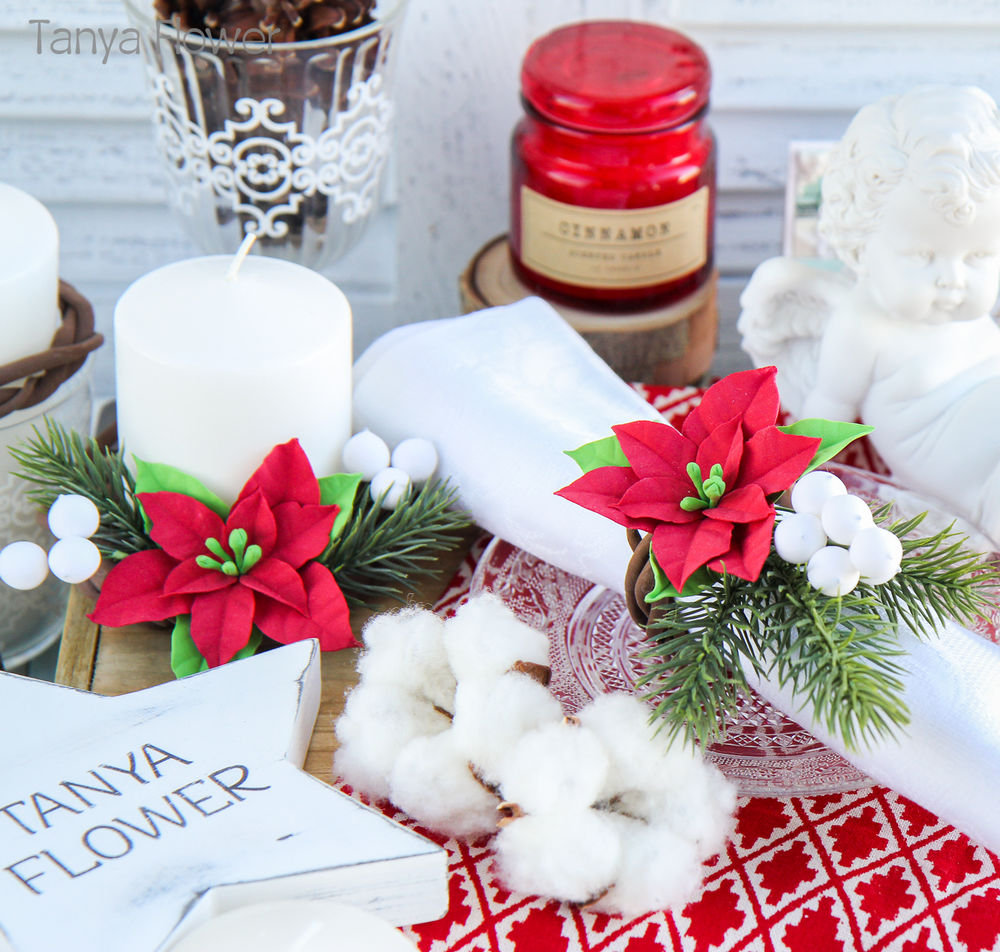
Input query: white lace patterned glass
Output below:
<box><xmin>123</xmin><ymin>0</ymin><xmax>407</xmax><ymax>268</ymax></box>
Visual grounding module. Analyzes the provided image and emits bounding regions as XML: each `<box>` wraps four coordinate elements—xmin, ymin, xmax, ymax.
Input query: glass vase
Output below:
<box><xmin>123</xmin><ymin>0</ymin><xmax>408</xmax><ymax>269</ymax></box>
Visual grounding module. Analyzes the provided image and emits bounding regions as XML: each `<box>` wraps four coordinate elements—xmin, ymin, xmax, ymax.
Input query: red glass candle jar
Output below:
<box><xmin>510</xmin><ymin>21</ymin><xmax>715</xmax><ymax>311</ymax></box>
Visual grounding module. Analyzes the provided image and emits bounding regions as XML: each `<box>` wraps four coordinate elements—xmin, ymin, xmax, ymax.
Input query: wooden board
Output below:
<box><xmin>54</xmin><ymin>532</ymin><xmax>478</xmax><ymax>784</ymax></box>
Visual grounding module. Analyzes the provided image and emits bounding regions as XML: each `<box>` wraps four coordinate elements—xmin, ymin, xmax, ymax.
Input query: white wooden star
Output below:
<box><xmin>0</xmin><ymin>641</ymin><xmax>447</xmax><ymax>952</ymax></box>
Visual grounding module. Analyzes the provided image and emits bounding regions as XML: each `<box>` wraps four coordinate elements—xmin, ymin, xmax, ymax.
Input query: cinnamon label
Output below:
<box><xmin>519</xmin><ymin>185</ymin><xmax>709</xmax><ymax>289</ymax></box>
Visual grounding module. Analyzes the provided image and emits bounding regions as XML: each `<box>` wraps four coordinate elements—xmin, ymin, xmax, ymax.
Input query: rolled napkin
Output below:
<box><xmin>353</xmin><ymin>298</ymin><xmax>661</xmax><ymax>592</ymax></box>
<box><xmin>353</xmin><ymin>298</ymin><xmax>1000</xmax><ymax>853</ymax></box>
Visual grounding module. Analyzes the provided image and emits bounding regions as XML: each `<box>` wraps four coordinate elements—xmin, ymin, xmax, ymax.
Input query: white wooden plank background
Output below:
<box><xmin>3</xmin><ymin>0</ymin><xmax>1000</xmax><ymax>400</ymax></box>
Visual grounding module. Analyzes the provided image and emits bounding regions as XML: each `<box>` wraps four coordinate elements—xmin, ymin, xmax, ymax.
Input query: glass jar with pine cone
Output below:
<box><xmin>125</xmin><ymin>0</ymin><xmax>407</xmax><ymax>268</ymax></box>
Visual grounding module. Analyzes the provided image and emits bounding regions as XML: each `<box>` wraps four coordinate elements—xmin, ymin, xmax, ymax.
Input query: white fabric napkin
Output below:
<box><xmin>354</xmin><ymin>297</ymin><xmax>1000</xmax><ymax>852</ymax></box>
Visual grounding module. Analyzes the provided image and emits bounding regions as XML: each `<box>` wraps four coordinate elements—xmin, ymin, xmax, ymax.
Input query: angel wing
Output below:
<box><xmin>737</xmin><ymin>257</ymin><xmax>853</xmax><ymax>417</ymax></box>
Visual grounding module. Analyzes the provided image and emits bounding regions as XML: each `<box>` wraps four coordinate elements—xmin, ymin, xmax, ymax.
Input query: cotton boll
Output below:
<box><xmin>334</xmin><ymin>686</ymin><xmax>451</xmax><ymax>798</ymax></box>
<box><xmin>790</xmin><ymin>470</ymin><xmax>847</xmax><ymax>515</ymax></box>
<box><xmin>644</xmin><ymin>763</ymin><xmax>737</xmax><ymax>860</ymax></box>
<box><xmin>849</xmin><ymin>526</ymin><xmax>904</xmax><ymax>584</ymax></box>
<box><xmin>451</xmin><ymin>673</ymin><xmax>563</xmax><ymax>785</ymax></box>
<box><xmin>388</xmin><ymin>732</ymin><xmax>499</xmax><ymax>838</ymax></box>
<box><xmin>443</xmin><ymin>594</ymin><xmax>550</xmax><ymax>682</ymax></box>
<box><xmin>820</xmin><ymin>493</ymin><xmax>874</xmax><ymax>545</ymax></box>
<box><xmin>342</xmin><ymin>429</ymin><xmax>391</xmax><ymax>480</ymax></box>
<box><xmin>807</xmin><ymin>545</ymin><xmax>861</xmax><ymax>596</ymax></box>
<box><xmin>576</xmin><ymin>693</ymin><xmax>672</xmax><ymax>797</ymax></box>
<box><xmin>370</xmin><ymin>467</ymin><xmax>411</xmax><ymax>510</ymax></box>
<box><xmin>589</xmin><ymin>816</ymin><xmax>703</xmax><ymax>917</ymax></box>
<box><xmin>774</xmin><ymin>512</ymin><xmax>827</xmax><ymax>564</ymax></box>
<box><xmin>358</xmin><ymin>608</ymin><xmax>456</xmax><ymax>710</ymax></box>
<box><xmin>390</xmin><ymin>438</ymin><xmax>438</xmax><ymax>487</ymax></box>
<box><xmin>498</xmin><ymin>721</ymin><xmax>610</xmax><ymax>814</ymax></box>
<box><xmin>494</xmin><ymin>810</ymin><xmax>621</xmax><ymax>904</ymax></box>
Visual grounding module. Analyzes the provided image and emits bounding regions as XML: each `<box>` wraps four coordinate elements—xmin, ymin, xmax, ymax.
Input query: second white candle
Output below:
<box><xmin>115</xmin><ymin>253</ymin><xmax>352</xmax><ymax>502</ymax></box>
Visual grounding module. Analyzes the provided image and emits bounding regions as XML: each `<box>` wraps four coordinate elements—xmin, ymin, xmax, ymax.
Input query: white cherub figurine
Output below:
<box><xmin>739</xmin><ymin>85</ymin><xmax>1000</xmax><ymax>546</ymax></box>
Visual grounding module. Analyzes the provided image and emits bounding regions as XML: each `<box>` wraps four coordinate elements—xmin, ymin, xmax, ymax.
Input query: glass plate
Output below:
<box><xmin>469</xmin><ymin>463</ymin><xmax>1000</xmax><ymax>797</ymax></box>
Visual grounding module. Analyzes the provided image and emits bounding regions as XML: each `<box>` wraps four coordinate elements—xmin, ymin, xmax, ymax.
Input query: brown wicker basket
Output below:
<box><xmin>0</xmin><ymin>281</ymin><xmax>103</xmax><ymax>419</ymax></box>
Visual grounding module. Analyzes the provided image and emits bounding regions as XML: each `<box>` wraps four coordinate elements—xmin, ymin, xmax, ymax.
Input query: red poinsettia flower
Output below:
<box><xmin>557</xmin><ymin>367</ymin><xmax>820</xmax><ymax>591</ymax></box>
<box><xmin>90</xmin><ymin>440</ymin><xmax>355</xmax><ymax>666</ymax></box>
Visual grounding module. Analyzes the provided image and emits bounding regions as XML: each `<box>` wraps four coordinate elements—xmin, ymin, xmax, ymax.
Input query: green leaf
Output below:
<box><xmin>565</xmin><ymin>435</ymin><xmax>629</xmax><ymax>474</ymax></box>
<box><xmin>170</xmin><ymin>616</ymin><xmax>207</xmax><ymax>679</ymax></box>
<box><xmin>645</xmin><ymin>548</ymin><xmax>713</xmax><ymax>602</ymax></box>
<box><xmin>133</xmin><ymin>457</ymin><xmax>230</xmax><ymax>526</ymax></box>
<box><xmin>318</xmin><ymin>472</ymin><xmax>364</xmax><ymax>541</ymax></box>
<box><xmin>778</xmin><ymin>419</ymin><xmax>874</xmax><ymax>473</ymax></box>
<box><xmin>169</xmin><ymin>615</ymin><xmax>263</xmax><ymax>679</ymax></box>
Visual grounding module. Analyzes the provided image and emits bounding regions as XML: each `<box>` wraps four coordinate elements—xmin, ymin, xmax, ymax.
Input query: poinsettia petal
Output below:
<box><xmin>89</xmin><ymin>549</ymin><xmax>192</xmax><ymax>627</ymax></box>
<box><xmin>703</xmin><ymin>485</ymin><xmax>773</xmax><ymax>524</ymax></box>
<box><xmin>226</xmin><ymin>490</ymin><xmax>278</xmax><ymax>555</ymax></box>
<box><xmin>708</xmin><ymin>514</ymin><xmax>776</xmax><ymax>582</ymax></box>
<box><xmin>190</xmin><ymin>585</ymin><xmax>255</xmax><ymax>668</ymax></box>
<box><xmin>141</xmin><ymin>492</ymin><xmax>227</xmax><ymax>561</ymax></box>
<box><xmin>235</xmin><ymin>439</ymin><xmax>319</xmax><ymax>508</ymax></box>
<box><xmin>240</xmin><ymin>557</ymin><xmax>308</xmax><ymax>613</ymax></box>
<box><xmin>555</xmin><ymin>466</ymin><xmax>643</xmax><ymax>529</ymax></box>
<box><xmin>651</xmin><ymin>518</ymin><xmax>732</xmax><ymax>592</ymax></box>
<box><xmin>617</xmin><ymin>477</ymin><xmax>700</xmax><ymax>524</ymax></box>
<box><xmin>164</xmin><ymin>557</ymin><xmax>236</xmax><ymax>595</ymax></box>
<box><xmin>270</xmin><ymin>502</ymin><xmax>340</xmax><ymax>568</ymax></box>
<box><xmin>694</xmin><ymin>417</ymin><xmax>745</xmax><ymax>486</ymax></box>
<box><xmin>254</xmin><ymin>562</ymin><xmax>357</xmax><ymax>650</ymax></box>
<box><xmin>683</xmin><ymin>367</ymin><xmax>781</xmax><ymax>444</ymax></box>
<box><xmin>613</xmin><ymin>421</ymin><xmax>695</xmax><ymax>480</ymax></box>
<box><xmin>739</xmin><ymin>427</ymin><xmax>821</xmax><ymax>496</ymax></box>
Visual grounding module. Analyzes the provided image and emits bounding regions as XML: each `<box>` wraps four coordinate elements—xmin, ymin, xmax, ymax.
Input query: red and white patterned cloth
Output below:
<box><xmin>339</xmin><ymin>385</ymin><xmax>1000</xmax><ymax>952</ymax></box>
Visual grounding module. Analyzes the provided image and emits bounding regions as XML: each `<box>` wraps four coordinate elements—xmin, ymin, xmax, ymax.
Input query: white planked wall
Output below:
<box><xmin>4</xmin><ymin>0</ymin><xmax>1000</xmax><ymax>400</ymax></box>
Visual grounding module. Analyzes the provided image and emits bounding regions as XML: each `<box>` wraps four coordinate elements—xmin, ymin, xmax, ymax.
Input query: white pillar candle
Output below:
<box><xmin>0</xmin><ymin>183</ymin><xmax>60</xmax><ymax>365</ymax></box>
<box><xmin>115</xmin><ymin>253</ymin><xmax>352</xmax><ymax>502</ymax></box>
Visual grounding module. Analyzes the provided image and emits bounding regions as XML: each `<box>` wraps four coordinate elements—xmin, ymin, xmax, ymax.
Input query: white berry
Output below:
<box><xmin>48</xmin><ymin>537</ymin><xmax>102</xmax><ymax>584</ymax></box>
<box><xmin>849</xmin><ymin>526</ymin><xmax>903</xmax><ymax>585</ymax></box>
<box><xmin>790</xmin><ymin>470</ymin><xmax>847</xmax><ymax>515</ymax></box>
<box><xmin>774</xmin><ymin>512</ymin><xmax>827</xmax><ymax>564</ymax></box>
<box><xmin>48</xmin><ymin>494</ymin><xmax>100</xmax><ymax>539</ymax></box>
<box><xmin>821</xmin><ymin>493</ymin><xmax>874</xmax><ymax>545</ymax></box>
<box><xmin>0</xmin><ymin>541</ymin><xmax>50</xmax><ymax>590</ymax></box>
<box><xmin>807</xmin><ymin>545</ymin><xmax>861</xmax><ymax>596</ymax></box>
<box><xmin>342</xmin><ymin>429</ymin><xmax>391</xmax><ymax>481</ymax></box>
<box><xmin>370</xmin><ymin>467</ymin><xmax>411</xmax><ymax>510</ymax></box>
<box><xmin>390</xmin><ymin>438</ymin><xmax>438</xmax><ymax>487</ymax></box>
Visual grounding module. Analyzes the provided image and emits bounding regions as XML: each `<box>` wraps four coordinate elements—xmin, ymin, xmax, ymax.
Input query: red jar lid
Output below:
<box><xmin>520</xmin><ymin>21</ymin><xmax>710</xmax><ymax>134</ymax></box>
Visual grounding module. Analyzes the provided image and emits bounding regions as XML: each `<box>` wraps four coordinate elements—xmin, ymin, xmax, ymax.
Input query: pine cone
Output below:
<box><xmin>153</xmin><ymin>0</ymin><xmax>376</xmax><ymax>41</ymax></box>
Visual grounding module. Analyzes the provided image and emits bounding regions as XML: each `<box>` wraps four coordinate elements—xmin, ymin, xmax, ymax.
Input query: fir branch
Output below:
<box><xmin>876</xmin><ymin>511</ymin><xmax>998</xmax><ymax>638</ymax></box>
<box><xmin>9</xmin><ymin>420</ymin><xmax>149</xmax><ymax>558</ymax></box>
<box><xmin>637</xmin><ymin>507</ymin><xmax>997</xmax><ymax>753</ymax></box>
<box><xmin>321</xmin><ymin>478</ymin><xmax>473</xmax><ymax>606</ymax></box>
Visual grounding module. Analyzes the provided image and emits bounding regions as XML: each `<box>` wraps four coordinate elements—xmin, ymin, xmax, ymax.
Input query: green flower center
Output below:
<box><xmin>680</xmin><ymin>462</ymin><xmax>727</xmax><ymax>512</ymax></box>
<box><xmin>195</xmin><ymin>528</ymin><xmax>263</xmax><ymax>576</ymax></box>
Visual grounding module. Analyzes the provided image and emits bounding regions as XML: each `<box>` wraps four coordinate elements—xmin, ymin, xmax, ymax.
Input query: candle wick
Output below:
<box><xmin>225</xmin><ymin>233</ymin><xmax>258</xmax><ymax>281</ymax></box>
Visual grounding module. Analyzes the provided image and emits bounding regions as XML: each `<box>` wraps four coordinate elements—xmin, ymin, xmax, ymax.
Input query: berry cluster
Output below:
<box><xmin>774</xmin><ymin>471</ymin><xmax>903</xmax><ymax>596</ymax></box>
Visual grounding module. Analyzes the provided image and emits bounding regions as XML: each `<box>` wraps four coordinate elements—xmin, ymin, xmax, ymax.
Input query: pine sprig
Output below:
<box><xmin>10</xmin><ymin>420</ymin><xmax>149</xmax><ymax>558</ymax></box>
<box><xmin>638</xmin><ymin>516</ymin><xmax>998</xmax><ymax>752</ymax></box>
<box><xmin>9</xmin><ymin>419</ymin><xmax>473</xmax><ymax>603</ymax></box>
<box><xmin>878</xmin><ymin>511</ymin><xmax>996</xmax><ymax>638</ymax></box>
<box><xmin>322</xmin><ymin>479</ymin><xmax>472</xmax><ymax>606</ymax></box>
